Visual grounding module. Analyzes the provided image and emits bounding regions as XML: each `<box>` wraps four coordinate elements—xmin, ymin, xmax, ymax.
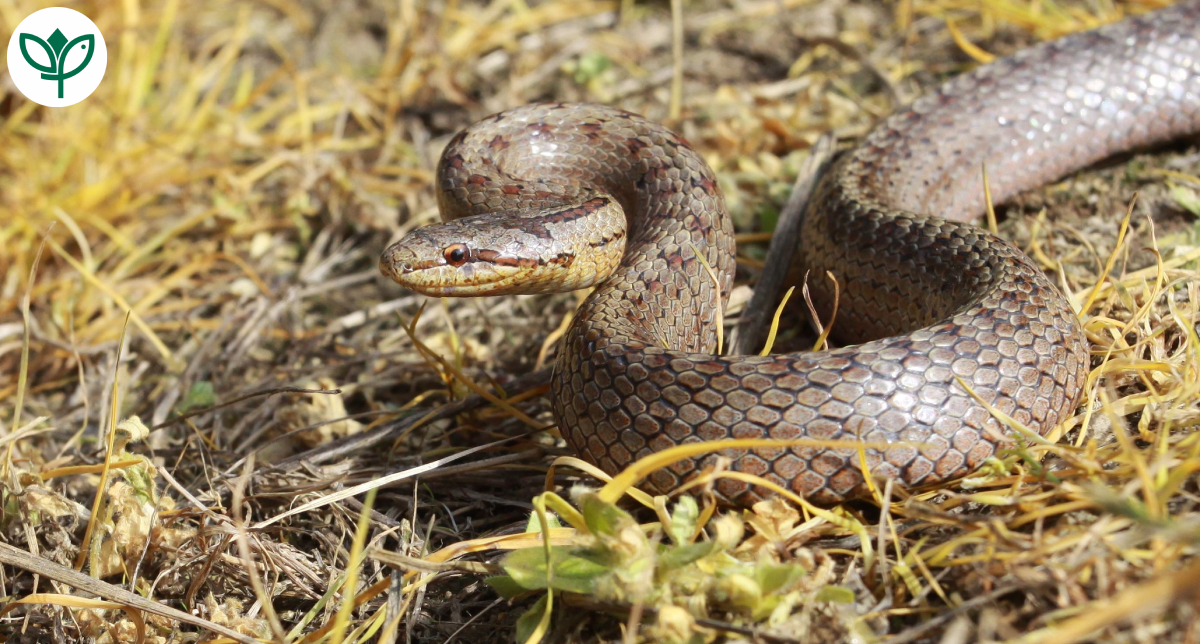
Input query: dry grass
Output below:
<box><xmin>1</xmin><ymin>0</ymin><xmax>1199</xmax><ymax>642</ymax></box>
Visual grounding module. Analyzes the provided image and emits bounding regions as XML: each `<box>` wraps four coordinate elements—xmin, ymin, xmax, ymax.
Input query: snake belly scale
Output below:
<box><xmin>382</xmin><ymin>2</ymin><xmax>1200</xmax><ymax>504</ymax></box>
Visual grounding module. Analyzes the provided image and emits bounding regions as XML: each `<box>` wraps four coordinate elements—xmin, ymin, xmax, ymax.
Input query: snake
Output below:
<box><xmin>381</xmin><ymin>1</ymin><xmax>1200</xmax><ymax>505</ymax></box>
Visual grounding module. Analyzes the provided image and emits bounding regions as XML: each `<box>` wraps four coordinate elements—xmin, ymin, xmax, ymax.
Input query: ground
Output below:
<box><xmin>1</xmin><ymin>0</ymin><xmax>1199</xmax><ymax>643</ymax></box>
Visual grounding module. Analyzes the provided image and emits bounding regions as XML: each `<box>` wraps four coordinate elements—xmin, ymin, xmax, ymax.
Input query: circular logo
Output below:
<box><xmin>6</xmin><ymin>7</ymin><xmax>107</xmax><ymax>107</ymax></box>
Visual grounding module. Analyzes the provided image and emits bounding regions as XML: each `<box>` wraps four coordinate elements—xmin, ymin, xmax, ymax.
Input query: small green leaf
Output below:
<box><xmin>580</xmin><ymin>492</ymin><xmax>634</xmax><ymax>537</ymax></box>
<box><xmin>515</xmin><ymin>594</ymin><xmax>549</xmax><ymax>644</ymax></box>
<box><xmin>573</xmin><ymin>52</ymin><xmax>611</xmax><ymax>84</ymax></box>
<box><xmin>759</xmin><ymin>204</ymin><xmax>780</xmax><ymax>233</ymax></box>
<box><xmin>658</xmin><ymin>541</ymin><xmax>719</xmax><ymax>570</ymax></box>
<box><xmin>755</xmin><ymin>562</ymin><xmax>806</xmax><ymax>595</ymax></box>
<box><xmin>719</xmin><ymin>573</ymin><xmax>762</xmax><ymax>611</ymax></box>
<box><xmin>525</xmin><ymin>510</ymin><xmax>561</xmax><ymax>534</ymax></box>
<box><xmin>1171</xmin><ymin>184</ymin><xmax>1200</xmax><ymax>216</ymax></box>
<box><xmin>483</xmin><ymin>575</ymin><xmax>529</xmax><ymax>600</ymax></box>
<box><xmin>501</xmin><ymin>547</ymin><xmax>606</xmax><ymax>594</ymax></box>
<box><xmin>668</xmin><ymin>496</ymin><xmax>699</xmax><ymax>545</ymax></box>
<box><xmin>814</xmin><ymin>585</ymin><xmax>856</xmax><ymax>603</ymax></box>
<box><xmin>180</xmin><ymin>381</ymin><xmax>216</xmax><ymax>413</ymax></box>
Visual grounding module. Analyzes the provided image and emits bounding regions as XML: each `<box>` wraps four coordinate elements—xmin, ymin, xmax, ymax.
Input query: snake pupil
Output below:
<box><xmin>444</xmin><ymin>244</ymin><xmax>469</xmax><ymax>266</ymax></box>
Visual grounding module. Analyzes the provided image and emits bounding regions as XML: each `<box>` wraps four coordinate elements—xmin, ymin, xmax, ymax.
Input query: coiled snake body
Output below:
<box><xmin>382</xmin><ymin>2</ymin><xmax>1200</xmax><ymax>504</ymax></box>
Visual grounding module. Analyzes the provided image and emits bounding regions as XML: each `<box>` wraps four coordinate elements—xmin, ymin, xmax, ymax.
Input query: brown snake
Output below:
<box><xmin>382</xmin><ymin>2</ymin><xmax>1200</xmax><ymax>504</ymax></box>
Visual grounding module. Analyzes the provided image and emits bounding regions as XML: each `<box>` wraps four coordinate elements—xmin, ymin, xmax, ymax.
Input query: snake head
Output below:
<box><xmin>379</xmin><ymin>221</ymin><xmax>510</xmax><ymax>297</ymax></box>
<box><xmin>380</xmin><ymin>204</ymin><xmax>627</xmax><ymax>297</ymax></box>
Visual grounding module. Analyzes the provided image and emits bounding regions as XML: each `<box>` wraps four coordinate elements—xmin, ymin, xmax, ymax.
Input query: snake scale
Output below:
<box><xmin>382</xmin><ymin>1</ymin><xmax>1200</xmax><ymax>504</ymax></box>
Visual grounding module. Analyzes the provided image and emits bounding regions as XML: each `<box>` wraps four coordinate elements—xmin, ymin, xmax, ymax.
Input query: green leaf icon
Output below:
<box><xmin>18</xmin><ymin>26</ymin><xmax>96</xmax><ymax>99</ymax></box>
<box><xmin>60</xmin><ymin>35</ymin><xmax>96</xmax><ymax>80</ymax></box>
<box><xmin>18</xmin><ymin>34</ymin><xmax>55</xmax><ymax>73</ymax></box>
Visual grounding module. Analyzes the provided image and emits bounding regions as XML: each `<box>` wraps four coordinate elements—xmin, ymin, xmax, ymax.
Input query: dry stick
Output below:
<box><xmin>253</xmin><ymin>433</ymin><xmax>535</xmax><ymax>530</ymax></box>
<box><xmin>231</xmin><ymin>453</ymin><xmax>287</xmax><ymax>641</ymax></box>
<box><xmin>378</xmin><ymin>571</ymin><xmax>405</xmax><ymax>644</ymax></box>
<box><xmin>413</xmin><ymin>448</ymin><xmax>544</xmax><ymax>480</ymax></box>
<box><xmin>0</xmin><ymin>542</ymin><xmax>261</xmax><ymax>644</ymax></box>
<box><xmin>880</xmin><ymin>584</ymin><xmax>1029</xmax><ymax>644</ymax></box>
<box><xmin>732</xmin><ymin>135</ymin><xmax>836</xmax><ymax>355</ymax></box>
<box><xmin>219</xmin><ymin>409</ymin><xmax>402</xmax><ymax>480</ymax></box>
<box><xmin>266</xmin><ymin>367</ymin><xmax>553</xmax><ymax>472</ymax></box>
<box><xmin>443</xmin><ymin>597</ymin><xmax>504</xmax><ymax>644</ymax></box>
<box><xmin>148</xmin><ymin>386</ymin><xmax>341</xmax><ymax>432</ymax></box>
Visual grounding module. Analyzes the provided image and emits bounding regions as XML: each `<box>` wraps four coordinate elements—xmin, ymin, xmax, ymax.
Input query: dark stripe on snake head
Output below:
<box><xmin>473</xmin><ymin>249</ymin><xmax>573</xmax><ymax>268</ymax></box>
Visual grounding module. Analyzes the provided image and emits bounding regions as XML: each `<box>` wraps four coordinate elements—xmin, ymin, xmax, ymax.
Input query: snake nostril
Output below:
<box><xmin>380</xmin><ymin>247</ymin><xmax>414</xmax><ymax>278</ymax></box>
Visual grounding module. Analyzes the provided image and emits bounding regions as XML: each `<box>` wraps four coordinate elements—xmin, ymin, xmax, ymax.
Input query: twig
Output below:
<box><xmin>732</xmin><ymin>134</ymin><xmax>836</xmax><ymax>355</ymax></box>
<box><xmin>222</xmin><ymin>409</ymin><xmax>405</xmax><ymax>478</ymax></box>
<box><xmin>443</xmin><ymin>597</ymin><xmax>504</xmax><ymax>644</ymax></box>
<box><xmin>149</xmin><ymin>386</ymin><xmax>341</xmax><ymax>432</ymax></box>
<box><xmin>231</xmin><ymin>454</ymin><xmax>287</xmax><ymax>641</ymax></box>
<box><xmin>0</xmin><ymin>542</ymin><xmax>260</xmax><ymax>644</ymax></box>
<box><xmin>880</xmin><ymin>585</ymin><xmax>1030</xmax><ymax>644</ymax></box>
<box><xmin>252</xmin><ymin>432</ymin><xmax>536</xmax><ymax>529</ymax></box>
<box><xmin>265</xmin><ymin>367</ymin><xmax>552</xmax><ymax>472</ymax></box>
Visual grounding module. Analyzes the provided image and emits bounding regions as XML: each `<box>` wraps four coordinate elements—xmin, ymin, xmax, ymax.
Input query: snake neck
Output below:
<box><xmin>436</xmin><ymin>103</ymin><xmax>739</xmax><ymax>355</ymax></box>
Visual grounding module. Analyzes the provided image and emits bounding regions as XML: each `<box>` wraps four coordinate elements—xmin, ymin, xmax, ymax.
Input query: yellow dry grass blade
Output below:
<box><xmin>1020</xmin><ymin>556</ymin><xmax>1200</xmax><ymax>644</ymax></box>
<box><xmin>297</xmin><ymin>578</ymin><xmax>393</xmax><ymax>644</ymax></box>
<box><xmin>597</xmin><ymin>436</ymin><xmax>899</xmax><ymax>506</ymax></box>
<box><xmin>981</xmin><ymin>163</ymin><xmax>999</xmax><ymax>234</ymax></box>
<box><xmin>545</xmin><ymin>455</ymin><xmax>657</xmax><ymax>508</ymax></box>
<box><xmin>399</xmin><ymin>311</ymin><xmax>545</xmax><ymax>429</ymax></box>
<box><xmin>74</xmin><ymin>311</ymin><xmax>132</xmax><ymax>573</ymax></box>
<box><xmin>1079</xmin><ymin>195</ymin><xmax>1136</xmax><ymax>317</ymax></box>
<box><xmin>674</xmin><ymin>469</ymin><xmax>875</xmax><ymax>568</ymax></box>
<box><xmin>520</xmin><ymin>494</ymin><xmax>559</xmax><ymax>644</ymax></box>
<box><xmin>946</xmin><ymin>17</ymin><xmax>997</xmax><ymax>63</ymax></box>
<box><xmin>44</xmin><ymin>238</ymin><xmax>177</xmax><ymax>366</ymax></box>
<box><xmin>6</xmin><ymin>227</ymin><xmax>51</xmax><ymax>477</ymax></box>
<box><xmin>40</xmin><ymin>458</ymin><xmax>144</xmax><ymax>480</ymax></box>
<box><xmin>329</xmin><ymin>489</ymin><xmax>378</xmax><ymax>644</ymax></box>
<box><xmin>953</xmin><ymin>376</ymin><xmax>1058</xmax><ymax>448</ymax></box>
<box><xmin>422</xmin><ymin>528</ymin><xmax>582</xmax><ymax>563</ymax></box>
<box><xmin>759</xmin><ymin>286</ymin><xmax>795</xmax><ymax>356</ymax></box>
<box><xmin>536</xmin><ymin>304</ymin><xmax>579</xmax><ymax>370</ymax></box>
<box><xmin>690</xmin><ymin>242</ymin><xmax>725</xmax><ymax>355</ymax></box>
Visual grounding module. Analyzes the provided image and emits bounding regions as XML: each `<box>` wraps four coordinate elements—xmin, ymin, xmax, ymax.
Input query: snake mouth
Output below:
<box><xmin>398</xmin><ymin>273</ymin><xmax>516</xmax><ymax>297</ymax></box>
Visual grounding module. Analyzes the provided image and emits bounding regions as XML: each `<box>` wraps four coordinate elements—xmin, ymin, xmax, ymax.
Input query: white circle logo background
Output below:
<box><xmin>6</xmin><ymin>7</ymin><xmax>107</xmax><ymax>107</ymax></box>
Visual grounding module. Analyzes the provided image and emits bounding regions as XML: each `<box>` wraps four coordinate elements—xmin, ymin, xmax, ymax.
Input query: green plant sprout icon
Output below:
<box><xmin>19</xmin><ymin>28</ymin><xmax>95</xmax><ymax>99</ymax></box>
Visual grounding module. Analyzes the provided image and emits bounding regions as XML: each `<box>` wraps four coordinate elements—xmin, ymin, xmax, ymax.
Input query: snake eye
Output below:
<box><xmin>443</xmin><ymin>244</ymin><xmax>469</xmax><ymax>266</ymax></box>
